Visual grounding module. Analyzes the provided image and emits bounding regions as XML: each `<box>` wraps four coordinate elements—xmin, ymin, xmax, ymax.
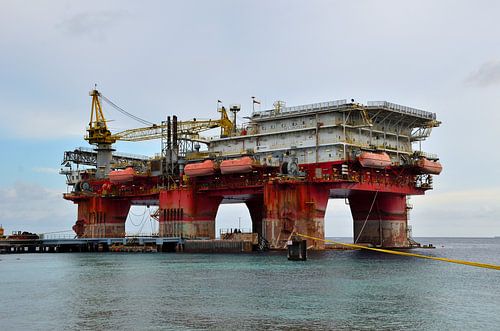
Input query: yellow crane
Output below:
<box><xmin>85</xmin><ymin>89</ymin><xmax>234</xmax><ymax>145</ymax></box>
<box><xmin>85</xmin><ymin>90</ymin><xmax>117</xmax><ymax>145</ymax></box>
<box><xmin>112</xmin><ymin>115</ymin><xmax>232</xmax><ymax>142</ymax></box>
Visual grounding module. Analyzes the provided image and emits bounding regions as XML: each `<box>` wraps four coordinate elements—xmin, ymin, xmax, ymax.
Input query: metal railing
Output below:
<box><xmin>113</xmin><ymin>151</ymin><xmax>150</xmax><ymax>161</ymax></box>
<box><xmin>71</xmin><ymin>146</ymin><xmax>150</xmax><ymax>160</ymax></box>
<box><xmin>39</xmin><ymin>234</ymin><xmax>75</xmax><ymax>240</ymax></box>
<box><xmin>74</xmin><ymin>146</ymin><xmax>94</xmax><ymax>153</ymax></box>
<box><xmin>38</xmin><ymin>233</ymin><xmax>163</xmax><ymax>240</ymax></box>
<box><xmin>126</xmin><ymin>233</ymin><xmax>159</xmax><ymax>237</ymax></box>
<box><xmin>367</xmin><ymin>101</ymin><xmax>436</xmax><ymax>120</ymax></box>
<box><xmin>219</xmin><ymin>228</ymin><xmax>252</xmax><ymax>235</ymax></box>
<box><xmin>414</xmin><ymin>150</ymin><xmax>439</xmax><ymax>160</ymax></box>
<box><xmin>253</xmin><ymin>99</ymin><xmax>348</xmax><ymax>118</ymax></box>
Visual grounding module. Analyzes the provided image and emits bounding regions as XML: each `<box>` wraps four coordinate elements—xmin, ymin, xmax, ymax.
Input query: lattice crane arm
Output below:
<box><xmin>218</xmin><ymin>106</ymin><xmax>233</xmax><ymax>137</ymax></box>
<box><xmin>84</xmin><ymin>89</ymin><xmax>233</xmax><ymax>143</ymax></box>
<box><xmin>85</xmin><ymin>90</ymin><xmax>116</xmax><ymax>145</ymax></box>
<box><xmin>112</xmin><ymin>118</ymin><xmax>229</xmax><ymax>142</ymax></box>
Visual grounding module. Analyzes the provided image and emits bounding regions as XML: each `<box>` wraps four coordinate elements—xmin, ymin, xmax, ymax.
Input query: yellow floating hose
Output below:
<box><xmin>296</xmin><ymin>233</ymin><xmax>500</xmax><ymax>271</ymax></box>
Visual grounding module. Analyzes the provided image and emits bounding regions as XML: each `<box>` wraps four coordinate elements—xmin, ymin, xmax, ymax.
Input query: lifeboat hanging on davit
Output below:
<box><xmin>220</xmin><ymin>156</ymin><xmax>255</xmax><ymax>174</ymax></box>
<box><xmin>358</xmin><ymin>152</ymin><xmax>392</xmax><ymax>169</ymax></box>
<box><xmin>184</xmin><ymin>160</ymin><xmax>216</xmax><ymax>177</ymax></box>
<box><xmin>416</xmin><ymin>158</ymin><xmax>442</xmax><ymax>175</ymax></box>
<box><xmin>109</xmin><ymin>167</ymin><xmax>136</xmax><ymax>183</ymax></box>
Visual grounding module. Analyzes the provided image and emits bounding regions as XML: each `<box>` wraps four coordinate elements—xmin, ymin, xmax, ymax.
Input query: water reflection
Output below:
<box><xmin>1</xmin><ymin>238</ymin><xmax>499</xmax><ymax>330</ymax></box>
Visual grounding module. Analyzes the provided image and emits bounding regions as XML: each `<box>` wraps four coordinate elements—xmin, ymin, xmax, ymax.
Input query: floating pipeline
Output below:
<box><xmin>297</xmin><ymin>233</ymin><xmax>500</xmax><ymax>271</ymax></box>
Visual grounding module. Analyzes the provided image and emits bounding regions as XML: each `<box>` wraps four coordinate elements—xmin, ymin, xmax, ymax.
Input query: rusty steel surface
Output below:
<box><xmin>72</xmin><ymin>197</ymin><xmax>131</xmax><ymax>238</ymax></box>
<box><xmin>262</xmin><ymin>182</ymin><xmax>329</xmax><ymax>250</ymax></box>
<box><xmin>349</xmin><ymin>192</ymin><xmax>409</xmax><ymax>248</ymax></box>
<box><xmin>64</xmin><ymin>160</ymin><xmax>433</xmax><ymax>249</ymax></box>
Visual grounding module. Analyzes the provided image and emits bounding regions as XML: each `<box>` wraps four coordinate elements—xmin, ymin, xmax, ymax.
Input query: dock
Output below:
<box><xmin>0</xmin><ymin>235</ymin><xmax>260</xmax><ymax>254</ymax></box>
<box><xmin>0</xmin><ymin>236</ymin><xmax>182</xmax><ymax>254</ymax></box>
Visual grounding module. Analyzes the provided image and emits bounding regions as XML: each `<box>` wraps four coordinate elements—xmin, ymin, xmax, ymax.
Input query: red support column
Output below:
<box><xmin>263</xmin><ymin>182</ymin><xmax>329</xmax><ymax>249</ymax></box>
<box><xmin>159</xmin><ymin>188</ymin><xmax>222</xmax><ymax>238</ymax></box>
<box><xmin>349</xmin><ymin>192</ymin><xmax>410</xmax><ymax>248</ymax></box>
<box><xmin>245</xmin><ymin>196</ymin><xmax>264</xmax><ymax>235</ymax></box>
<box><xmin>72</xmin><ymin>197</ymin><xmax>130</xmax><ymax>238</ymax></box>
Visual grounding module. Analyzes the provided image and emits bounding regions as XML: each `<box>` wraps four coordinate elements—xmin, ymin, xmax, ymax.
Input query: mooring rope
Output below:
<box><xmin>296</xmin><ymin>233</ymin><xmax>500</xmax><ymax>271</ymax></box>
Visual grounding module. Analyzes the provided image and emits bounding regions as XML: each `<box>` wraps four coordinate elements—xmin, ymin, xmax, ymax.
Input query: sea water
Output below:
<box><xmin>1</xmin><ymin>237</ymin><xmax>499</xmax><ymax>330</ymax></box>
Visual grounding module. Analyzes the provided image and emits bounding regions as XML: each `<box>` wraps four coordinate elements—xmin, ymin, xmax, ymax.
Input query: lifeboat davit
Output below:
<box><xmin>184</xmin><ymin>160</ymin><xmax>216</xmax><ymax>177</ymax></box>
<box><xmin>220</xmin><ymin>156</ymin><xmax>254</xmax><ymax>174</ymax></box>
<box><xmin>416</xmin><ymin>158</ymin><xmax>442</xmax><ymax>175</ymax></box>
<box><xmin>358</xmin><ymin>152</ymin><xmax>392</xmax><ymax>169</ymax></box>
<box><xmin>109</xmin><ymin>167</ymin><xmax>135</xmax><ymax>183</ymax></box>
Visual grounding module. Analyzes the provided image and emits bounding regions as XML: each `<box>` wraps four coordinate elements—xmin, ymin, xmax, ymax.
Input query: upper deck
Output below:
<box><xmin>250</xmin><ymin>99</ymin><xmax>439</xmax><ymax>129</ymax></box>
<box><xmin>206</xmin><ymin>99</ymin><xmax>440</xmax><ymax>166</ymax></box>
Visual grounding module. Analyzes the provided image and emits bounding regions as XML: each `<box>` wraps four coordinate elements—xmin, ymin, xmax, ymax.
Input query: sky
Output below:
<box><xmin>1</xmin><ymin>0</ymin><xmax>500</xmax><ymax>237</ymax></box>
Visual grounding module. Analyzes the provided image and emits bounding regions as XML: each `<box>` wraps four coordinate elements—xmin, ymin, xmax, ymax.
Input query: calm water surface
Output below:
<box><xmin>1</xmin><ymin>238</ymin><xmax>499</xmax><ymax>330</ymax></box>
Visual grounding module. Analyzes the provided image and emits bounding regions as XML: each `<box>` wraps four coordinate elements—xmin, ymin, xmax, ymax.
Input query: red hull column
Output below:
<box><xmin>263</xmin><ymin>182</ymin><xmax>329</xmax><ymax>250</ymax></box>
<box><xmin>159</xmin><ymin>188</ymin><xmax>222</xmax><ymax>238</ymax></box>
<box><xmin>245</xmin><ymin>196</ymin><xmax>264</xmax><ymax>235</ymax></box>
<box><xmin>349</xmin><ymin>192</ymin><xmax>409</xmax><ymax>248</ymax></box>
<box><xmin>73</xmin><ymin>197</ymin><xmax>130</xmax><ymax>238</ymax></box>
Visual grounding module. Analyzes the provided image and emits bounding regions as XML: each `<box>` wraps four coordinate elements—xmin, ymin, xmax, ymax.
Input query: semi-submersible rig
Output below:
<box><xmin>61</xmin><ymin>90</ymin><xmax>442</xmax><ymax>249</ymax></box>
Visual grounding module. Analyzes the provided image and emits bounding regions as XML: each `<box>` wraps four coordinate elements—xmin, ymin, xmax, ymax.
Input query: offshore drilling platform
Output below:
<box><xmin>61</xmin><ymin>90</ymin><xmax>442</xmax><ymax>249</ymax></box>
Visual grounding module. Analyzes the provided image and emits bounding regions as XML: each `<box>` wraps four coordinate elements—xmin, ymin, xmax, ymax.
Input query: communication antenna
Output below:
<box><xmin>252</xmin><ymin>96</ymin><xmax>261</xmax><ymax>114</ymax></box>
<box><xmin>230</xmin><ymin>104</ymin><xmax>241</xmax><ymax>133</ymax></box>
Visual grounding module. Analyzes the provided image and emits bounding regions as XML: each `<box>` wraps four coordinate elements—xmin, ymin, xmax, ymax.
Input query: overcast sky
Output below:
<box><xmin>1</xmin><ymin>0</ymin><xmax>500</xmax><ymax>237</ymax></box>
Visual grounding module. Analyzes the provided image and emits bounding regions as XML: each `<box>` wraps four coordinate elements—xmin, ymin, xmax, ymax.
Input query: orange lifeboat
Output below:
<box><xmin>416</xmin><ymin>158</ymin><xmax>442</xmax><ymax>175</ymax></box>
<box><xmin>184</xmin><ymin>160</ymin><xmax>216</xmax><ymax>177</ymax></box>
<box><xmin>220</xmin><ymin>156</ymin><xmax>254</xmax><ymax>174</ymax></box>
<box><xmin>109</xmin><ymin>167</ymin><xmax>135</xmax><ymax>183</ymax></box>
<box><xmin>358</xmin><ymin>152</ymin><xmax>392</xmax><ymax>169</ymax></box>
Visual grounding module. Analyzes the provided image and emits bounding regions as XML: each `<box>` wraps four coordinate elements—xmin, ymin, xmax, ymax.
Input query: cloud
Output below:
<box><xmin>466</xmin><ymin>59</ymin><xmax>500</xmax><ymax>87</ymax></box>
<box><xmin>411</xmin><ymin>188</ymin><xmax>500</xmax><ymax>236</ymax></box>
<box><xmin>57</xmin><ymin>10</ymin><xmax>129</xmax><ymax>40</ymax></box>
<box><xmin>32</xmin><ymin>167</ymin><xmax>60</xmax><ymax>174</ymax></box>
<box><xmin>0</xmin><ymin>108</ymin><xmax>84</xmax><ymax>139</ymax></box>
<box><xmin>0</xmin><ymin>182</ymin><xmax>74</xmax><ymax>233</ymax></box>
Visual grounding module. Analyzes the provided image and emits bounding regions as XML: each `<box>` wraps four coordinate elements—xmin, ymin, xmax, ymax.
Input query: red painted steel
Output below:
<box><xmin>158</xmin><ymin>188</ymin><xmax>223</xmax><ymax>238</ymax></box>
<box><xmin>349</xmin><ymin>192</ymin><xmax>409</xmax><ymax>247</ymax></box>
<box><xmin>71</xmin><ymin>197</ymin><xmax>131</xmax><ymax>238</ymax></box>
<box><xmin>65</xmin><ymin>160</ymin><xmax>438</xmax><ymax>248</ymax></box>
<box><xmin>262</xmin><ymin>182</ymin><xmax>329</xmax><ymax>249</ymax></box>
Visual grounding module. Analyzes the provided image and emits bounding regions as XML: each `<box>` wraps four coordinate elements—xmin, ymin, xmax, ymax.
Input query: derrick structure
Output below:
<box><xmin>62</xmin><ymin>92</ymin><xmax>442</xmax><ymax>249</ymax></box>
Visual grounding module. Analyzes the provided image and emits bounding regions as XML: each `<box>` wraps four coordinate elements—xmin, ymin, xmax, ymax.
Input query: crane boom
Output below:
<box><xmin>112</xmin><ymin>105</ymin><xmax>233</xmax><ymax>142</ymax></box>
<box><xmin>112</xmin><ymin>118</ymin><xmax>226</xmax><ymax>142</ymax></box>
<box><xmin>85</xmin><ymin>89</ymin><xmax>234</xmax><ymax>144</ymax></box>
